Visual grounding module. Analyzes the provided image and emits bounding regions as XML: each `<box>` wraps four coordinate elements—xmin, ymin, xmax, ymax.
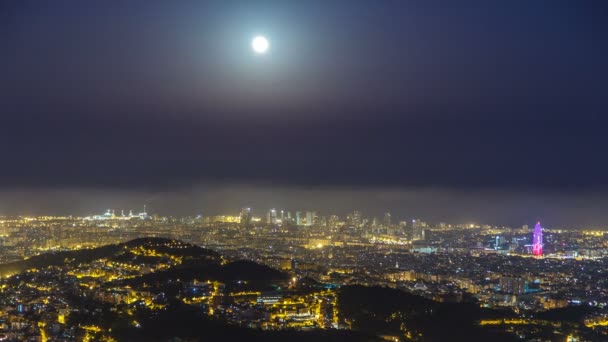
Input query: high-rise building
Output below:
<box><xmin>500</xmin><ymin>276</ymin><xmax>526</xmax><ymax>294</ymax></box>
<box><xmin>305</xmin><ymin>211</ymin><xmax>316</xmax><ymax>226</ymax></box>
<box><xmin>351</xmin><ymin>210</ymin><xmax>362</xmax><ymax>227</ymax></box>
<box><xmin>296</xmin><ymin>212</ymin><xmax>302</xmax><ymax>225</ymax></box>
<box><xmin>383</xmin><ymin>212</ymin><xmax>392</xmax><ymax>227</ymax></box>
<box><xmin>240</xmin><ymin>207</ymin><xmax>252</xmax><ymax>226</ymax></box>
<box><xmin>412</xmin><ymin>219</ymin><xmax>425</xmax><ymax>240</ymax></box>
<box><xmin>532</xmin><ymin>222</ymin><xmax>543</xmax><ymax>256</ymax></box>
<box><xmin>267</xmin><ymin>209</ymin><xmax>277</xmax><ymax>224</ymax></box>
<box><xmin>328</xmin><ymin>215</ymin><xmax>339</xmax><ymax>231</ymax></box>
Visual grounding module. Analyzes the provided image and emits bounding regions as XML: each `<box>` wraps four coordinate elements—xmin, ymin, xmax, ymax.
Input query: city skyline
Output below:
<box><xmin>2</xmin><ymin>186</ymin><xmax>608</xmax><ymax>228</ymax></box>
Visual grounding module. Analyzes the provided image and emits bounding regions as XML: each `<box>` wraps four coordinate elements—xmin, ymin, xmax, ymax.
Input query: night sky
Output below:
<box><xmin>1</xmin><ymin>1</ymin><xmax>608</xmax><ymax>226</ymax></box>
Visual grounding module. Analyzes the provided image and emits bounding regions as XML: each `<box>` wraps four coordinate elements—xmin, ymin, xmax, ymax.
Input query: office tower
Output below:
<box><xmin>296</xmin><ymin>212</ymin><xmax>302</xmax><ymax>225</ymax></box>
<box><xmin>267</xmin><ymin>209</ymin><xmax>277</xmax><ymax>224</ymax></box>
<box><xmin>305</xmin><ymin>211</ymin><xmax>316</xmax><ymax>226</ymax></box>
<box><xmin>412</xmin><ymin>219</ymin><xmax>425</xmax><ymax>240</ymax></box>
<box><xmin>328</xmin><ymin>215</ymin><xmax>339</xmax><ymax>230</ymax></box>
<box><xmin>240</xmin><ymin>207</ymin><xmax>252</xmax><ymax>226</ymax></box>
<box><xmin>383</xmin><ymin>212</ymin><xmax>392</xmax><ymax>227</ymax></box>
<box><xmin>500</xmin><ymin>277</ymin><xmax>526</xmax><ymax>295</ymax></box>
<box><xmin>351</xmin><ymin>210</ymin><xmax>362</xmax><ymax>227</ymax></box>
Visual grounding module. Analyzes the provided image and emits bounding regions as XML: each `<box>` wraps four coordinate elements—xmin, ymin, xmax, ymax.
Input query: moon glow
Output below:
<box><xmin>252</xmin><ymin>36</ymin><xmax>269</xmax><ymax>54</ymax></box>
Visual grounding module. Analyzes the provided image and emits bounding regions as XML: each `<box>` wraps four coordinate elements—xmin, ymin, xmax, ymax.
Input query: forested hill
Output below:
<box><xmin>0</xmin><ymin>237</ymin><xmax>220</xmax><ymax>276</ymax></box>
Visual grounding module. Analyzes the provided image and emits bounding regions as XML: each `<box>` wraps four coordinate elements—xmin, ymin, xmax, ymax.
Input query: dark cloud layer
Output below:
<box><xmin>0</xmin><ymin>113</ymin><xmax>606</xmax><ymax>191</ymax></box>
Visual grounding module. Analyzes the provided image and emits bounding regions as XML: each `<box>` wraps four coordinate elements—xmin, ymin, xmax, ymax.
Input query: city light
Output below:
<box><xmin>0</xmin><ymin>210</ymin><xmax>606</xmax><ymax>341</ymax></box>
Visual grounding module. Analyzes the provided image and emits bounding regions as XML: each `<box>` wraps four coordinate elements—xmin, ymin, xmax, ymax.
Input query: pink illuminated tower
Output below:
<box><xmin>532</xmin><ymin>221</ymin><xmax>543</xmax><ymax>256</ymax></box>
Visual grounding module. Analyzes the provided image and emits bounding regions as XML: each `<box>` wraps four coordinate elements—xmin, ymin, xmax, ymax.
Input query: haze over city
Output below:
<box><xmin>2</xmin><ymin>186</ymin><xmax>608</xmax><ymax>228</ymax></box>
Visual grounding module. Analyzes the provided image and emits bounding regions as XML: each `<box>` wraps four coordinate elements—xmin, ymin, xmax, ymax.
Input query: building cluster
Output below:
<box><xmin>0</xmin><ymin>209</ymin><xmax>607</xmax><ymax>340</ymax></box>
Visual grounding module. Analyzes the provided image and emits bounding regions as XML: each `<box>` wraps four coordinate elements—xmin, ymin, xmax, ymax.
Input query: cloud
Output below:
<box><xmin>0</xmin><ymin>112</ymin><xmax>607</xmax><ymax>191</ymax></box>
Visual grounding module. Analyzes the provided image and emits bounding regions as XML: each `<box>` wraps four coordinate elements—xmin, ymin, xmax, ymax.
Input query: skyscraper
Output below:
<box><xmin>532</xmin><ymin>221</ymin><xmax>543</xmax><ymax>256</ymax></box>
<box><xmin>383</xmin><ymin>212</ymin><xmax>392</xmax><ymax>227</ymax></box>
<box><xmin>267</xmin><ymin>209</ymin><xmax>277</xmax><ymax>224</ymax></box>
<box><xmin>500</xmin><ymin>276</ymin><xmax>526</xmax><ymax>294</ymax></box>
<box><xmin>412</xmin><ymin>219</ymin><xmax>425</xmax><ymax>240</ymax></box>
<box><xmin>305</xmin><ymin>211</ymin><xmax>316</xmax><ymax>226</ymax></box>
<box><xmin>240</xmin><ymin>207</ymin><xmax>252</xmax><ymax>227</ymax></box>
<box><xmin>351</xmin><ymin>210</ymin><xmax>362</xmax><ymax>228</ymax></box>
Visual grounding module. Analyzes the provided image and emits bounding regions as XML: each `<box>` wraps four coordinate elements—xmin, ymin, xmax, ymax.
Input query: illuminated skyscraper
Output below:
<box><xmin>267</xmin><ymin>209</ymin><xmax>277</xmax><ymax>224</ymax></box>
<box><xmin>240</xmin><ymin>207</ymin><xmax>252</xmax><ymax>227</ymax></box>
<box><xmin>351</xmin><ymin>210</ymin><xmax>362</xmax><ymax>227</ymax></box>
<box><xmin>532</xmin><ymin>222</ymin><xmax>543</xmax><ymax>256</ymax></box>
<box><xmin>305</xmin><ymin>211</ymin><xmax>316</xmax><ymax>226</ymax></box>
<box><xmin>383</xmin><ymin>212</ymin><xmax>392</xmax><ymax>227</ymax></box>
<box><xmin>412</xmin><ymin>219</ymin><xmax>425</xmax><ymax>240</ymax></box>
<box><xmin>500</xmin><ymin>276</ymin><xmax>526</xmax><ymax>294</ymax></box>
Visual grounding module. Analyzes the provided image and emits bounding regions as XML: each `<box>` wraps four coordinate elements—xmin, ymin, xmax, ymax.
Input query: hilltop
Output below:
<box><xmin>0</xmin><ymin>237</ymin><xmax>220</xmax><ymax>277</ymax></box>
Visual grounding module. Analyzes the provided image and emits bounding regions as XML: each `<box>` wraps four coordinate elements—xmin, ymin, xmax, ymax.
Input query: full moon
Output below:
<box><xmin>251</xmin><ymin>36</ymin><xmax>269</xmax><ymax>54</ymax></box>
